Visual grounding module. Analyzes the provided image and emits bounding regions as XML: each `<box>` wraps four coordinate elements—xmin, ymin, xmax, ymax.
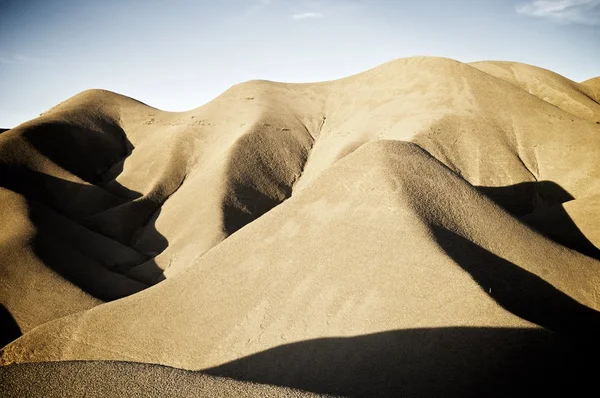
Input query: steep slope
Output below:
<box><xmin>1</xmin><ymin>56</ymin><xmax>600</xmax><ymax>396</ymax></box>
<box><xmin>581</xmin><ymin>76</ymin><xmax>600</xmax><ymax>102</ymax></box>
<box><xmin>469</xmin><ymin>61</ymin><xmax>600</xmax><ymax>122</ymax></box>
<box><xmin>0</xmin><ymin>361</ymin><xmax>318</xmax><ymax>398</ymax></box>
<box><xmin>0</xmin><ymin>93</ymin><xmax>150</xmax><ymax>340</ymax></box>
<box><xmin>3</xmin><ymin>141</ymin><xmax>600</xmax><ymax>396</ymax></box>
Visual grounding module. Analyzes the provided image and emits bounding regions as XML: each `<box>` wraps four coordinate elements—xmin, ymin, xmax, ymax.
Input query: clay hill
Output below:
<box><xmin>1</xmin><ymin>57</ymin><xmax>600</xmax><ymax>397</ymax></box>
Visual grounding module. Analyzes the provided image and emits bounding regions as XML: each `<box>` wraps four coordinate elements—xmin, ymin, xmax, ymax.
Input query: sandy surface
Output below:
<box><xmin>0</xmin><ymin>361</ymin><xmax>323</xmax><ymax>397</ymax></box>
<box><xmin>1</xmin><ymin>56</ymin><xmax>600</xmax><ymax>396</ymax></box>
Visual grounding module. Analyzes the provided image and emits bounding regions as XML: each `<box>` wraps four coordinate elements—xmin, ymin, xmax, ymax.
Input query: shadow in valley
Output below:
<box><xmin>205</xmin><ymin>226</ymin><xmax>600</xmax><ymax>396</ymax></box>
<box><xmin>430</xmin><ymin>225</ymin><xmax>600</xmax><ymax>338</ymax></box>
<box><xmin>220</xmin><ymin>123</ymin><xmax>311</xmax><ymax>236</ymax></box>
<box><xmin>205</xmin><ymin>326</ymin><xmax>596</xmax><ymax>397</ymax></box>
<box><xmin>206</xmin><ymin>182</ymin><xmax>600</xmax><ymax>396</ymax></box>
<box><xmin>2</xmin><ymin>329</ymin><xmax>595</xmax><ymax>397</ymax></box>
<box><xmin>18</xmin><ymin>120</ymin><xmax>133</xmax><ymax>184</ymax></box>
<box><xmin>223</xmin><ymin>184</ymin><xmax>283</xmax><ymax>235</ymax></box>
<box><xmin>0</xmin><ymin>122</ymin><xmax>169</xmax><ymax>345</ymax></box>
<box><xmin>0</xmin><ymin>304</ymin><xmax>21</xmax><ymax>348</ymax></box>
<box><xmin>477</xmin><ymin>181</ymin><xmax>600</xmax><ymax>260</ymax></box>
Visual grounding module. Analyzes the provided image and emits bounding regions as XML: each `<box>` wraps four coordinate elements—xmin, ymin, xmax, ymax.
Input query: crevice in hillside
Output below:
<box><xmin>129</xmin><ymin>171</ymin><xmax>188</xmax><ymax>256</ymax></box>
<box><xmin>221</xmin><ymin>116</ymin><xmax>321</xmax><ymax>237</ymax></box>
<box><xmin>290</xmin><ymin>114</ymin><xmax>326</xmax><ymax>194</ymax></box>
<box><xmin>515</xmin><ymin>152</ymin><xmax>538</xmax><ymax>183</ymax></box>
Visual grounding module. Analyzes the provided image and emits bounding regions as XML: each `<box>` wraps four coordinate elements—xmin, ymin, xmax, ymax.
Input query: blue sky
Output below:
<box><xmin>1</xmin><ymin>0</ymin><xmax>599</xmax><ymax>128</ymax></box>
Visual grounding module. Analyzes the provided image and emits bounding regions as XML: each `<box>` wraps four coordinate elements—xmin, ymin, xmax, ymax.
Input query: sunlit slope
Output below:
<box><xmin>1</xmin><ymin>56</ymin><xmax>599</xmax><ymax>396</ymax></box>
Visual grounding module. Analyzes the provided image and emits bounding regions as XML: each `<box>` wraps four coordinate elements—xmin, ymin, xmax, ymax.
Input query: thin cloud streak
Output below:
<box><xmin>230</xmin><ymin>0</ymin><xmax>272</xmax><ymax>21</ymax></box>
<box><xmin>516</xmin><ymin>0</ymin><xmax>600</xmax><ymax>25</ymax></box>
<box><xmin>0</xmin><ymin>54</ymin><xmax>42</xmax><ymax>65</ymax></box>
<box><xmin>292</xmin><ymin>12</ymin><xmax>324</xmax><ymax>20</ymax></box>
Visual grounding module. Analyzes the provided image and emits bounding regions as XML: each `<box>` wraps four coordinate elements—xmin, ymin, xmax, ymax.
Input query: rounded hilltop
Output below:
<box><xmin>1</xmin><ymin>56</ymin><xmax>600</xmax><ymax>397</ymax></box>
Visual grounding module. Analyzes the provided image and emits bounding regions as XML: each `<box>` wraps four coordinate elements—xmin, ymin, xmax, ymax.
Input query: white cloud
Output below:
<box><xmin>516</xmin><ymin>0</ymin><xmax>600</xmax><ymax>24</ymax></box>
<box><xmin>291</xmin><ymin>12</ymin><xmax>324</xmax><ymax>20</ymax></box>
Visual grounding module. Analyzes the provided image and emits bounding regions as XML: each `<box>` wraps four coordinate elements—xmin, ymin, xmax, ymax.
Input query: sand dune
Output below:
<box><xmin>1</xmin><ymin>56</ymin><xmax>600</xmax><ymax>396</ymax></box>
<box><xmin>582</xmin><ymin>76</ymin><xmax>600</xmax><ymax>94</ymax></box>
<box><xmin>0</xmin><ymin>361</ymin><xmax>320</xmax><ymax>397</ymax></box>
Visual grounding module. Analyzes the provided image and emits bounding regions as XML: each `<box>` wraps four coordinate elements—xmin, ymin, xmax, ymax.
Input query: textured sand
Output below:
<box><xmin>1</xmin><ymin>56</ymin><xmax>600</xmax><ymax>396</ymax></box>
<box><xmin>0</xmin><ymin>361</ymin><xmax>323</xmax><ymax>397</ymax></box>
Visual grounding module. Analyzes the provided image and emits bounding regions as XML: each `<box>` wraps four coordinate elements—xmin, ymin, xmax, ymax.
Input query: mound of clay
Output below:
<box><xmin>1</xmin><ymin>57</ymin><xmax>600</xmax><ymax>397</ymax></box>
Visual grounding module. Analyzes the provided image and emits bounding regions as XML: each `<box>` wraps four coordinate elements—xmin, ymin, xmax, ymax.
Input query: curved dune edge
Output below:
<box><xmin>1</xmin><ymin>56</ymin><xmax>600</xmax><ymax>396</ymax></box>
<box><xmin>0</xmin><ymin>361</ymin><xmax>323</xmax><ymax>398</ymax></box>
<box><xmin>0</xmin><ymin>332</ymin><xmax>597</xmax><ymax>398</ymax></box>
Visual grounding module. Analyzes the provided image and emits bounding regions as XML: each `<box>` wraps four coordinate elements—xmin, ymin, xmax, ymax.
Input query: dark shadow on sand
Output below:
<box><xmin>0</xmin><ymin>304</ymin><xmax>21</xmax><ymax>349</ymax></box>
<box><xmin>430</xmin><ymin>225</ymin><xmax>600</xmax><ymax>338</ymax></box>
<box><xmin>203</xmin><ymin>326</ymin><xmax>596</xmax><ymax>397</ymax></box>
<box><xmin>223</xmin><ymin>184</ymin><xmax>283</xmax><ymax>235</ymax></box>
<box><xmin>19</xmin><ymin>120</ymin><xmax>133</xmax><ymax>184</ymax></box>
<box><xmin>477</xmin><ymin>181</ymin><xmax>600</xmax><ymax>260</ymax></box>
<box><xmin>203</xmin><ymin>226</ymin><xmax>600</xmax><ymax>396</ymax></box>
<box><xmin>205</xmin><ymin>199</ymin><xmax>600</xmax><ymax>396</ymax></box>
<box><xmin>0</xmin><ymin>123</ymin><xmax>169</xmax><ymax>345</ymax></box>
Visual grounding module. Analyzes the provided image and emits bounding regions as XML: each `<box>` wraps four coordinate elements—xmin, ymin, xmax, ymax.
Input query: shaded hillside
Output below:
<box><xmin>1</xmin><ymin>57</ymin><xmax>599</xmax><ymax>397</ymax></box>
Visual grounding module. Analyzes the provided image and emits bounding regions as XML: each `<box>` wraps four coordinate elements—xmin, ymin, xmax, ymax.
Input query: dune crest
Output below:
<box><xmin>1</xmin><ymin>56</ymin><xmax>600</xmax><ymax>396</ymax></box>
